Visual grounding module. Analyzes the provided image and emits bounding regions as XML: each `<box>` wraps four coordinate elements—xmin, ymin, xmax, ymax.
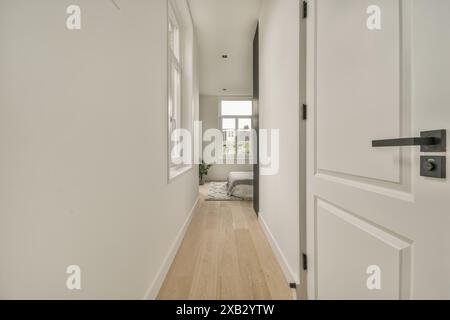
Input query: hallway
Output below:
<box><xmin>158</xmin><ymin>185</ymin><xmax>293</xmax><ymax>300</ymax></box>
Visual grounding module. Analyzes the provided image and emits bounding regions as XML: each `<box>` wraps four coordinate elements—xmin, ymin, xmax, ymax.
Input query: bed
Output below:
<box><xmin>227</xmin><ymin>172</ymin><xmax>254</xmax><ymax>200</ymax></box>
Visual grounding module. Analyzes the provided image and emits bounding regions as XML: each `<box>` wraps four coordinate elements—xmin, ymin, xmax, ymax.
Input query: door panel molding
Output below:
<box><xmin>313</xmin><ymin>0</ymin><xmax>413</xmax><ymax>192</ymax></box>
<box><xmin>314</xmin><ymin>198</ymin><xmax>412</xmax><ymax>299</ymax></box>
<box><xmin>315</xmin><ymin>171</ymin><xmax>414</xmax><ymax>202</ymax></box>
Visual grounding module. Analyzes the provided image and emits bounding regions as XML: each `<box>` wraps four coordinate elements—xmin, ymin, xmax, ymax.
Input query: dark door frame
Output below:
<box><xmin>253</xmin><ymin>24</ymin><xmax>260</xmax><ymax>216</ymax></box>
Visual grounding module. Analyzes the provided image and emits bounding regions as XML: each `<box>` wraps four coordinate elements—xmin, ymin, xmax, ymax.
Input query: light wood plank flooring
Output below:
<box><xmin>158</xmin><ymin>184</ymin><xmax>293</xmax><ymax>300</ymax></box>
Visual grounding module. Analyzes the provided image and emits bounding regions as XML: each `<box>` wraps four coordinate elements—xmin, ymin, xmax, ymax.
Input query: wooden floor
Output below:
<box><xmin>158</xmin><ymin>184</ymin><xmax>293</xmax><ymax>300</ymax></box>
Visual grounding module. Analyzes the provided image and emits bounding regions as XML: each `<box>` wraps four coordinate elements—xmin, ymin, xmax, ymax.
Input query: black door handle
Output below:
<box><xmin>372</xmin><ymin>130</ymin><xmax>446</xmax><ymax>152</ymax></box>
<box><xmin>372</xmin><ymin>137</ymin><xmax>436</xmax><ymax>147</ymax></box>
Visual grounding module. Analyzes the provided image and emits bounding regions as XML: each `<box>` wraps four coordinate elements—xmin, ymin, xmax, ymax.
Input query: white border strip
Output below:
<box><xmin>259</xmin><ymin>214</ymin><xmax>300</xmax><ymax>285</ymax></box>
<box><xmin>143</xmin><ymin>197</ymin><xmax>199</xmax><ymax>300</ymax></box>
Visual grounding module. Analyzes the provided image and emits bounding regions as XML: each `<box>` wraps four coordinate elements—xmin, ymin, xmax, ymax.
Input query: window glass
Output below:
<box><xmin>238</xmin><ymin>118</ymin><xmax>252</xmax><ymax>131</ymax></box>
<box><xmin>221</xmin><ymin>101</ymin><xmax>252</xmax><ymax>116</ymax></box>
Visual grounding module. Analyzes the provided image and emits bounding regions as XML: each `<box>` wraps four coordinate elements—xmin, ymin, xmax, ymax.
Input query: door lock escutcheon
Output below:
<box><xmin>421</xmin><ymin>156</ymin><xmax>446</xmax><ymax>179</ymax></box>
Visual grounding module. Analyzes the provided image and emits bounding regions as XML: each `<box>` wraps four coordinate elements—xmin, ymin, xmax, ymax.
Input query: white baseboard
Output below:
<box><xmin>143</xmin><ymin>197</ymin><xmax>200</xmax><ymax>300</ymax></box>
<box><xmin>258</xmin><ymin>214</ymin><xmax>300</xmax><ymax>285</ymax></box>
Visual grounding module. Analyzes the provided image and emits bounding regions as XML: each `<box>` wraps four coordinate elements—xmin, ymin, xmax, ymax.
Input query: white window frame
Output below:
<box><xmin>219</xmin><ymin>98</ymin><xmax>253</xmax><ymax>163</ymax></box>
<box><xmin>168</xmin><ymin>2</ymin><xmax>191</xmax><ymax>181</ymax></box>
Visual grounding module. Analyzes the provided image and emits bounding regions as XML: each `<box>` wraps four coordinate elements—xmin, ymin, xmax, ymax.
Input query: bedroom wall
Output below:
<box><xmin>199</xmin><ymin>95</ymin><xmax>253</xmax><ymax>181</ymax></box>
<box><xmin>258</xmin><ymin>0</ymin><xmax>301</xmax><ymax>283</ymax></box>
<box><xmin>0</xmin><ymin>0</ymin><xmax>199</xmax><ymax>299</ymax></box>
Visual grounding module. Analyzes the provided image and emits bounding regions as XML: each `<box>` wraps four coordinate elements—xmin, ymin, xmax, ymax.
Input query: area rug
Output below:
<box><xmin>206</xmin><ymin>182</ymin><xmax>244</xmax><ymax>201</ymax></box>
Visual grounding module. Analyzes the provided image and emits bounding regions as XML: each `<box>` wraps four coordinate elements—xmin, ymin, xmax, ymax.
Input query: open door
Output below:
<box><xmin>253</xmin><ymin>24</ymin><xmax>260</xmax><ymax>216</ymax></box>
<box><xmin>307</xmin><ymin>0</ymin><xmax>450</xmax><ymax>299</ymax></box>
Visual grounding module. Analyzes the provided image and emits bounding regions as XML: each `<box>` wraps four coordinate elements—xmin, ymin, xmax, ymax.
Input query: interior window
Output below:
<box><xmin>168</xmin><ymin>3</ymin><xmax>184</xmax><ymax>176</ymax></box>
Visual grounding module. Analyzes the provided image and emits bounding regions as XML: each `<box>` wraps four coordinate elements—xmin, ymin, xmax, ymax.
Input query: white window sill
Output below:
<box><xmin>169</xmin><ymin>164</ymin><xmax>193</xmax><ymax>182</ymax></box>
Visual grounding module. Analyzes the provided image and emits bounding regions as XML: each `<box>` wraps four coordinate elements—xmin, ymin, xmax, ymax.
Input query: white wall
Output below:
<box><xmin>258</xmin><ymin>0</ymin><xmax>301</xmax><ymax>283</ymax></box>
<box><xmin>0</xmin><ymin>0</ymin><xmax>199</xmax><ymax>299</ymax></box>
<box><xmin>199</xmin><ymin>95</ymin><xmax>253</xmax><ymax>181</ymax></box>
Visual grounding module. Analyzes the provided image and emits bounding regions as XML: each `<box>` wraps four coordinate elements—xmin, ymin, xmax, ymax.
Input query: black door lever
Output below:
<box><xmin>372</xmin><ymin>130</ymin><xmax>446</xmax><ymax>152</ymax></box>
<box><xmin>372</xmin><ymin>137</ymin><xmax>436</xmax><ymax>147</ymax></box>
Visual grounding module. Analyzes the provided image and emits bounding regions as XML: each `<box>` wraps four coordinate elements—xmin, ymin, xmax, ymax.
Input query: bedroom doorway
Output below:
<box><xmin>201</xmin><ymin>98</ymin><xmax>255</xmax><ymax>203</ymax></box>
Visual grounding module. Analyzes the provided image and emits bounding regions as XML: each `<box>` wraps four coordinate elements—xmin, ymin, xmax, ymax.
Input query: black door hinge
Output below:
<box><xmin>302</xmin><ymin>253</ymin><xmax>308</xmax><ymax>271</ymax></box>
<box><xmin>302</xmin><ymin>104</ymin><xmax>307</xmax><ymax>120</ymax></box>
<box><xmin>302</xmin><ymin>1</ymin><xmax>308</xmax><ymax>19</ymax></box>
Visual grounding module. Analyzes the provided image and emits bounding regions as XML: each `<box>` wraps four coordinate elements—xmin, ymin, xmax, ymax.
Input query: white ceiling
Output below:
<box><xmin>188</xmin><ymin>0</ymin><xmax>262</xmax><ymax>96</ymax></box>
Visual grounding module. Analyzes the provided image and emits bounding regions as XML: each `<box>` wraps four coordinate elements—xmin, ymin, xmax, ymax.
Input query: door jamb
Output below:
<box><xmin>297</xmin><ymin>0</ymin><xmax>308</xmax><ymax>300</ymax></box>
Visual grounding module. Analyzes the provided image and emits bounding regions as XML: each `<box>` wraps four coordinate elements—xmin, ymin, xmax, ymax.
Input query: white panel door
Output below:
<box><xmin>307</xmin><ymin>0</ymin><xmax>450</xmax><ymax>299</ymax></box>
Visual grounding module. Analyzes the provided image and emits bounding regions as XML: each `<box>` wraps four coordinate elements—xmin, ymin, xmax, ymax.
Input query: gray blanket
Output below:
<box><xmin>227</xmin><ymin>172</ymin><xmax>254</xmax><ymax>195</ymax></box>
